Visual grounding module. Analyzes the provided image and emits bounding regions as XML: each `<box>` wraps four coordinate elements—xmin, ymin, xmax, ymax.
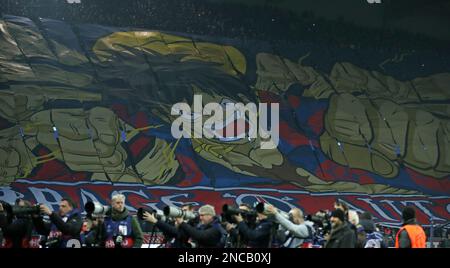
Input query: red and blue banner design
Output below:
<box><xmin>2</xmin><ymin>180</ymin><xmax>449</xmax><ymax>227</ymax></box>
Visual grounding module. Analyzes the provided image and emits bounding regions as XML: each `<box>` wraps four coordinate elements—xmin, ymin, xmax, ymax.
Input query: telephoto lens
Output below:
<box><xmin>163</xmin><ymin>206</ymin><xmax>197</xmax><ymax>220</ymax></box>
<box><xmin>137</xmin><ymin>207</ymin><xmax>166</xmax><ymax>221</ymax></box>
<box><xmin>84</xmin><ymin>201</ymin><xmax>110</xmax><ymax>216</ymax></box>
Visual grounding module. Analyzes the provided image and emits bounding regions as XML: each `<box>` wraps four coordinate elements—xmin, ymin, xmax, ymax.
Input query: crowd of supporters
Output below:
<box><xmin>1</xmin><ymin>0</ymin><xmax>449</xmax><ymax>52</ymax></box>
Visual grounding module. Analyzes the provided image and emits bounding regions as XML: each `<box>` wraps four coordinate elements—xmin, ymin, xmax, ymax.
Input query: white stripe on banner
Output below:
<box><xmin>12</xmin><ymin>179</ymin><xmax>449</xmax><ymax>198</ymax></box>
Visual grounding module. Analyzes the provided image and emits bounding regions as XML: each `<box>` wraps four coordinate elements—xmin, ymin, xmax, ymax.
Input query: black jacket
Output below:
<box><xmin>155</xmin><ymin>220</ymin><xmax>194</xmax><ymax>248</ymax></box>
<box><xmin>325</xmin><ymin>222</ymin><xmax>356</xmax><ymax>248</ymax></box>
<box><xmin>0</xmin><ymin>212</ymin><xmax>34</xmax><ymax>248</ymax></box>
<box><xmin>32</xmin><ymin>209</ymin><xmax>83</xmax><ymax>248</ymax></box>
<box><xmin>179</xmin><ymin>217</ymin><xmax>225</xmax><ymax>248</ymax></box>
<box><xmin>0</xmin><ymin>211</ymin><xmax>7</xmax><ymax>227</ymax></box>
<box><xmin>237</xmin><ymin>218</ymin><xmax>274</xmax><ymax>248</ymax></box>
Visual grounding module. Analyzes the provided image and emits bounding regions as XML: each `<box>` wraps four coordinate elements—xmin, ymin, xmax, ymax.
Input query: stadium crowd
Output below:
<box><xmin>1</xmin><ymin>0</ymin><xmax>448</xmax><ymax>52</ymax></box>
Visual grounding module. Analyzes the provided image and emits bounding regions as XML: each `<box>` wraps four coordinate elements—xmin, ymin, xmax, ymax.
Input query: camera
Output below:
<box><xmin>163</xmin><ymin>206</ymin><xmax>197</xmax><ymax>220</ymax></box>
<box><xmin>255</xmin><ymin>202</ymin><xmax>292</xmax><ymax>221</ymax></box>
<box><xmin>222</xmin><ymin>204</ymin><xmax>242</xmax><ymax>216</ymax></box>
<box><xmin>44</xmin><ymin>237</ymin><xmax>60</xmax><ymax>248</ymax></box>
<box><xmin>307</xmin><ymin>210</ymin><xmax>331</xmax><ymax>235</ymax></box>
<box><xmin>137</xmin><ymin>207</ymin><xmax>166</xmax><ymax>221</ymax></box>
<box><xmin>84</xmin><ymin>201</ymin><xmax>110</xmax><ymax>217</ymax></box>
<box><xmin>221</xmin><ymin>204</ymin><xmax>257</xmax><ymax>224</ymax></box>
<box><xmin>11</xmin><ymin>205</ymin><xmax>40</xmax><ymax>216</ymax></box>
<box><xmin>1</xmin><ymin>201</ymin><xmax>41</xmax><ymax>217</ymax></box>
<box><xmin>255</xmin><ymin>202</ymin><xmax>272</xmax><ymax>215</ymax></box>
<box><xmin>255</xmin><ymin>202</ymin><xmax>289</xmax><ymax>217</ymax></box>
<box><xmin>308</xmin><ymin>210</ymin><xmax>330</xmax><ymax>225</ymax></box>
<box><xmin>221</xmin><ymin>204</ymin><xmax>241</xmax><ymax>224</ymax></box>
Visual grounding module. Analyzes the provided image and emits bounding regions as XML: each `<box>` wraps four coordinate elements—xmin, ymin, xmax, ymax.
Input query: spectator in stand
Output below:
<box><xmin>325</xmin><ymin>209</ymin><xmax>356</xmax><ymax>248</ymax></box>
<box><xmin>439</xmin><ymin>229</ymin><xmax>450</xmax><ymax>248</ymax></box>
<box><xmin>356</xmin><ymin>212</ymin><xmax>385</xmax><ymax>248</ymax></box>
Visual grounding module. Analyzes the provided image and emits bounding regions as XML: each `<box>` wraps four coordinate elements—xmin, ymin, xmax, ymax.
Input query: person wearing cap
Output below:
<box><xmin>176</xmin><ymin>204</ymin><xmax>227</xmax><ymax>248</ymax></box>
<box><xmin>395</xmin><ymin>206</ymin><xmax>426</xmax><ymax>248</ymax></box>
<box><xmin>32</xmin><ymin>197</ymin><xmax>83</xmax><ymax>248</ymax></box>
<box><xmin>324</xmin><ymin>209</ymin><xmax>356</xmax><ymax>248</ymax></box>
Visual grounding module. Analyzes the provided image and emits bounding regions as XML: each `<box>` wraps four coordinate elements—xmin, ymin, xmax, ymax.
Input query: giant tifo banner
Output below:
<box><xmin>0</xmin><ymin>15</ymin><xmax>449</xmax><ymax>227</ymax></box>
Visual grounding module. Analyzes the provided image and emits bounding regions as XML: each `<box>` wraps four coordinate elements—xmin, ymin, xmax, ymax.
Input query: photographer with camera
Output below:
<box><xmin>306</xmin><ymin>210</ymin><xmax>331</xmax><ymax>247</ymax></box>
<box><xmin>232</xmin><ymin>203</ymin><xmax>274</xmax><ymax>248</ymax></box>
<box><xmin>0</xmin><ymin>199</ymin><xmax>40</xmax><ymax>248</ymax></box>
<box><xmin>80</xmin><ymin>215</ymin><xmax>103</xmax><ymax>248</ymax></box>
<box><xmin>32</xmin><ymin>197</ymin><xmax>83</xmax><ymax>248</ymax></box>
<box><xmin>265</xmin><ymin>204</ymin><xmax>315</xmax><ymax>248</ymax></box>
<box><xmin>141</xmin><ymin>204</ymin><xmax>196</xmax><ymax>248</ymax></box>
<box><xmin>81</xmin><ymin>201</ymin><xmax>110</xmax><ymax>247</ymax></box>
<box><xmin>175</xmin><ymin>204</ymin><xmax>226</xmax><ymax>248</ymax></box>
<box><xmin>222</xmin><ymin>203</ymin><xmax>255</xmax><ymax>248</ymax></box>
<box><xmin>100</xmin><ymin>194</ymin><xmax>143</xmax><ymax>248</ymax></box>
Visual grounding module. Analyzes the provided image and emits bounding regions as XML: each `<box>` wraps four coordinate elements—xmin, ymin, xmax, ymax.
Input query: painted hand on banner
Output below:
<box><xmin>0</xmin><ymin>100</ymin><xmax>179</xmax><ymax>184</ymax></box>
<box><xmin>255</xmin><ymin>52</ymin><xmax>450</xmax><ymax>180</ymax></box>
